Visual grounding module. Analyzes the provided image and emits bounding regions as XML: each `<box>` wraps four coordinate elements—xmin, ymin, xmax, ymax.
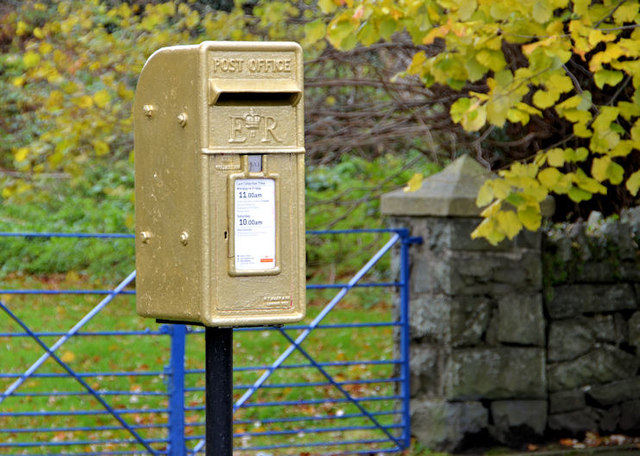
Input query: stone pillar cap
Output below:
<box><xmin>381</xmin><ymin>155</ymin><xmax>492</xmax><ymax>217</ymax></box>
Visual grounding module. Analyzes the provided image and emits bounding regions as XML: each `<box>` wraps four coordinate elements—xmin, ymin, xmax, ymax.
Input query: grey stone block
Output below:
<box><xmin>450</xmin><ymin>297</ymin><xmax>491</xmax><ymax>347</ymax></box>
<box><xmin>548</xmin><ymin>319</ymin><xmax>594</xmax><ymax>362</ymax></box>
<box><xmin>547</xmin><ymin>346</ymin><xmax>639</xmax><ymax>392</ymax></box>
<box><xmin>587</xmin><ymin>377</ymin><xmax>640</xmax><ymax>406</ymax></box>
<box><xmin>549</xmin><ymin>389</ymin><xmax>586</xmax><ymax>414</ymax></box>
<box><xmin>600</xmin><ymin>405</ymin><xmax>621</xmax><ymax>434</ymax></box>
<box><xmin>411</xmin><ymin>397</ymin><xmax>488</xmax><ymax>452</ymax></box>
<box><xmin>615</xmin><ymin>313</ymin><xmax>629</xmax><ymax>342</ymax></box>
<box><xmin>515</xmin><ymin>229</ymin><xmax>542</xmax><ymax>250</ymax></box>
<box><xmin>446</xmin><ymin>250</ymin><xmax>542</xmax><ymax>296</ymax></box>
<box><xmin>576</xmin><ymin>261</ymin><xmax>621</xmax><ymax>283</ymax></box>
<box><xmin>548</xmin><ymin>408</ymin><xmax>600</xmax><ymax>434</ymax></box>
<box><xmin>410</xmin><ymin>345</ymin><xmax>447</xmax><ymax>397</ymax></box>
<box><xmin>620</xmin><ymin>399</ymin><xmax>640</xmax><ymax>432</ymax></box>
<box><xmin>490</xmin><ymin>400</ymin><xmax>547</xmax><ymax>443</ymax></box>
<box><xmin>591</xmin><ymin>315</ymin><xmax>617</xmax><ymax>343</ymax></box>
<box><xmin>409</xmin><ymin>295</ymin><xmax>450</xmax><ymax>342</ymax></box>
<box><xmin>546</xmin><ymin>284</ymin><xmax>637</xmax><ymax>319</ymax></box>
<box><xmin>447</xmin><ymin>348</ymin><xmax>546</xmax><ymax>400</ymax></box>
<box><xmin>412</xmin><ymin>255</ymin><xmax>439</xmax><ymax>295</ymax></box>
<box><xmin>629</xmin><ymin>312</ymin><xmax>640</xmax><ymax>348</ymax></box>
<box><xmin>497</xmin><ymin>294</ymin><xmax>545</xmax><ymax>346</ymax></box>
<box><xmin>601</xmin><ymin>221</ymin><xmax>637</xmax><ymax>261</ymax></box>
<box><xmin>485</xmin><ymin>306</ymin><xmax>500</xmax><ymax>346</ymax></box>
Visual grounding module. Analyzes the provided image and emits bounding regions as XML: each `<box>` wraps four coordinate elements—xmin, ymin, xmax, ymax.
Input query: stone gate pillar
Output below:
<box><xmin>381</xmin><ymin>156</ymin><xmax>548</xmax><ymax>451</ymax></box>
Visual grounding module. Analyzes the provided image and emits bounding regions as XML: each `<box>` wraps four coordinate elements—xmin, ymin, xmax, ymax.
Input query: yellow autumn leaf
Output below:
<box><xmin>75</xmin><ymin>95</ymin><xmax>94</xmax><ymax>109</ymax></box>
<box><xmin>497</xmin><ymin>210</ymin><xmax>523</xmax><ymax>239</ymax></box>
<box><xmin>39</xmin><ymin>42</ymin><xmax>53</xmax><ymax>54</ymax></box>
<box><xmin>476</xmin><ymin>49</ymin><xmax>506</xmax><ymax>72</ymax></box>
<box><xmin>319</xmin><ymin>0</ymin><xmax>339</xmax><ymax>14</ymax></box>
<box><xmin>16</xmin><ymin>21</ymin><xmax>28</xmax><ymax>36</ymax></box>
<box><xmin>185</xmin><ymin>11</ymin><xmax>200</xmax><ymax>29</ymax></box>
<box><xmin>532</xmin><ymin>0</ymin><xmax>552</xmax><ymax>23</ymax></box>
<box><xmin>23</xmin><ymin>51</ymin><xmax>41</xmax><ymax>69</ymax></box>
<box><xmin>517</xmin><ymin>204</ymin><xmax>542</xmax><ymax>231</ymax></box>
<box><xmin>594</xmin><ymin>69</ymin><xmax>624</xmax><ymax>89</ymax></box>
<box><xmin>538</xmin><ymin>167</ymin><xmax>561</xmax><ymax>188</ymax></box>
<box><xmin>573</xmin><ymin>169</ymin><xmax>607</xmax><ymax>193</ymax></box>
<box><xmin>546</xmin><ymin>148</ymin><xmax>565</xmax><ymax>167</ymax></box>
<box><xmin>614</xmin><ymin>2</ymin><xmax>639</xmax><ymax>23</ymax></box>
<box><xmin>471</xmin><ymin>217</ymin><xmax>504</xmax><ymax>245</ymax></box>
<box><xmin>457</xmin><ymin>0</ymin><xmax>477</xmax><ymax>20</ymax></box>
<box><xmin>568</xmin><ymin>186</ymin><xmax>592</xmax><ymax>202</ymax></box>
<box><xmin>404</xmin><ymin>173</ymin><xmax>424</xmax><ymax>192</ymax></box>
<box><xmin>93</xmin><ymin>140</ymin><xmax>110</xmax><ymax>156</ymax></box>
<box><xmin>522</xmin><ymin>35</ymin><xmax>557</xmax><ymax>55</ymax></box>
<box><xmin>14</xmin><ymin>147</ymin><xmax>29</xmax><ymax>162</ymax></box>
<box><xmin>592</xmin><ymin>155</ymin><xmax>624</xmax><ymax>184</ymax></box>
<box><xmin>626</xmin><ymin>170</ymin><xmax>640</xmax><ymax>196</ymax></box>
<box><xmin>61</xmin><ymin>351</ymin><xmax>76</xmax><ymax>363</ymax></box>
<box><xmin>476</xmin><ymin>181</ymin><xmax>494</xmax><ymax>207</ymax></box>
<box><xmin>532</xmin><ymin>89</ymin><xmax>559</xmax><ymax>109</ymax></box>
<box><xmin>588</xmin><ymin>29</ymin><xmax>616</xmax><ymax>47</ymax></box>
<box><xmin>93</xmin><ymin>90</ymin><xmax>111</xmax><ymax>108</ymax></box>
<box><xmin>450</xmin><ymin>97</ymin><xmax>487</xmax><ymax>131</ymax></box>
<box><xmin>480</xmin><ymin>199</ymin><xmax>503</xmax><ymax>218</ymax></box>
<box><xmin>305</xmin><ymin>18</ymin><xmax>327</xmax><ymax>44</ymax></box>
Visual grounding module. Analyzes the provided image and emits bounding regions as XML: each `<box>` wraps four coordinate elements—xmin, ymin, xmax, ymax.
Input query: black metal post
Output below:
<box><xmin>205</xmin><ymin>327</ymin><xmax>233</xmax><ymax>456</ymax></box>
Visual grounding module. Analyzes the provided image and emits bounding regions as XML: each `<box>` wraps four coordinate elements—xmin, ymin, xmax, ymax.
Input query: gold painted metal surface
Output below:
<box><xmin>134</xmin><ymin>41</ymin><xmax>305</xmax><ymax>327</ymax></box>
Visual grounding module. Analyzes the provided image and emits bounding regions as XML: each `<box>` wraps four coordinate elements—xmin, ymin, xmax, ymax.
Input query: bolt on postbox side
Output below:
<box><xmin>134</xmin><ymin>41</ymin><xmax>305</xmax><ymax>327</ymax></box>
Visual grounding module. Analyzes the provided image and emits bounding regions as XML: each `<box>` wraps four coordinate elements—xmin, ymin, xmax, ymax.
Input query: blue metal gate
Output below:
<box><xmin>0</xmin><ymin>229</ymin><xmax>419</xmax><ymax>455</ymax></box>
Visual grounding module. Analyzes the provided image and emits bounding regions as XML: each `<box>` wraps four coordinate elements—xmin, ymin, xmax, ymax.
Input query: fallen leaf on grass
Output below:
<box><xmin>61</xmin><ymin>351</ymin><xmax>75</xmax><ymax>363</ymax></box>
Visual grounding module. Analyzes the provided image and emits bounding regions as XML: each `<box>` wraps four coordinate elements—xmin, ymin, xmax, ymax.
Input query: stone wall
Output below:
<box><xmin>381</xmin><ymin>156</ymin><xmax>640</xmax><ymax>452</ymax></box>
<box><xmin>544</xmin><ymin>212</ymin><xmax>640</xmax><ymax>438</ymax></box>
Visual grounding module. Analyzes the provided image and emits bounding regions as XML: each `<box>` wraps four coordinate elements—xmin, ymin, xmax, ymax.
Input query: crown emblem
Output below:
<box><xmin>244</xmin><ymin>108</ymin><xmax>262</xmax><ymax>137</ymax></box>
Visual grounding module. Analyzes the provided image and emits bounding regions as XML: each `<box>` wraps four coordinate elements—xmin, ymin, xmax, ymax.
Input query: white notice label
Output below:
<box><xmin>234</xmin><ymin>179</ymin><xmax>276</xmax><ymax>271</ymax></box>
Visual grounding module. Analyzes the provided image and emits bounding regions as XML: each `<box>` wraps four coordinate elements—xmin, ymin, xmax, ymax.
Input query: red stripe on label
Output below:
<box><xmin>260</xmin><ymin>258</ymin><xmax>274</xmax><ymax>263</ymax></box>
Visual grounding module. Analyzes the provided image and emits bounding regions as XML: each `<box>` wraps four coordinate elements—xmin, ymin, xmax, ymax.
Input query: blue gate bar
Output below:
<box><xmin>167</xmin><ymin>324</ymin><xmax>187</xmax><ymax>456</ymax></box>
<box><xmin>184</xmin><ymin>376</ymin><xmax>402</xmax><ymax>391</ymax></box>
<box><xmin>0</xmin><ymin>408</ymin><xmax>170</xmax><ymax>417</ymax></box>
<box><xmin>0</xmin><ymin>329</ymin><xmax>165</xmax><ymax>337</ymax></box>
<box><xmin>1</xmin><ymin>289</ymin><xmax>136</xmax><ymax>295</ymax></box>
<box><xmin>182</xmin><ymin>423</ymin><xmax>405</xmax><ymax>438</ymax></box>
<box><xmin>399</xmin><ymin>228</ymin><xmax>422</xmax><ymax>448</ymax></box>
<box><xmin>0</xmin><ymin>232</ymin><xmax>135</xmax><ymax>238</ymax></box>
<box><xmin>0</xmin><ymin>438</ymin><xmax>169</xmax><ymax>448</ymax></box>
<box><xmin>0</xmin><ymin>452</ymin><xmax>168</xmax><ymax>456</ymax></box>
<box><xmin>0</xmin><ymin>423</ymin><xmax>168</xmax><ymax>433</ymax></box>
<box><xmin>9</xmin><ymin>390</ymin><xmax>167</xmax><ymax>397</ymax></box>
<box><xmin>185</xmin><ymin>394</ymin><xmax>402</xmax><ymax>410</ymax></box>
<box><xmin>0</xmin><ymin>370</ymin><xmax>165</xmax><ymax>378</ymax></box>
<box><xmin>231</xmin><ymin>409</ymin><xmax>399</xmax><ymax>425</ymax></box>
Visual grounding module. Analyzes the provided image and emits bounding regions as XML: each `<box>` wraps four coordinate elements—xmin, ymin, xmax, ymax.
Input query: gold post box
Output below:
<box><xmin>134</xmin><ymin>42</ymin><xmax>305</xmax><ymax>327</ymax></box>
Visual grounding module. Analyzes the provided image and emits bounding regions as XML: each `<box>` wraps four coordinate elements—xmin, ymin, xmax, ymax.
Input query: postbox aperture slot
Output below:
<box><xmin>209</xmin><ymin>79</ymin><xmax>301</xmax><ymax>106</ymax></box>
<box><xmin>215</xmin><ymin>92</ymin><xmax>300</xmax><ymax>105</ymax></box>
